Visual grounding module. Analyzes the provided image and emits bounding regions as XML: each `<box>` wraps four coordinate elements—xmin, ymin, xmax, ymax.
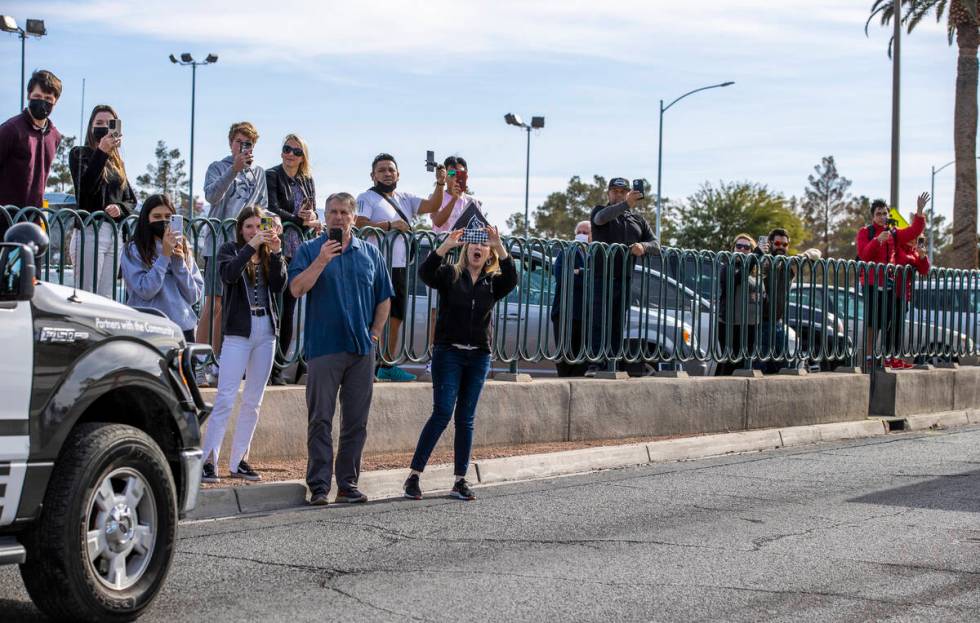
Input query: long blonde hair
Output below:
<box><xmin>282</xmin><ymin>133</ymin><xmax>312</xmax><ymax>179</ymax></box>
<box><xmin>450</xmin><ymin>243</ymin><xmax>501</xmax><ymax>282</ymax></box>
<box><xmin>85</xmin><ymin>104</ymin><xmax>128</xmax><ymax>186</ymax></box>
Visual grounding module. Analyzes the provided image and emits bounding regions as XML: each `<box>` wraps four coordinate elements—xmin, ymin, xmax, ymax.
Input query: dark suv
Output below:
<box><xmin>0</xmin><ymin>227</ymin><xmax>210</xmax><ymax>622</ymax></box>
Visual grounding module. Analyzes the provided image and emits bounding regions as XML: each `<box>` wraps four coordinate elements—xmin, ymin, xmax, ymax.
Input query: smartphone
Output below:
<box><xmin>461</xmin><ymin>229</ymin><xmax>489</xmax><ymax>245</ymax></box>
<box><xmin>329</xmin><ymin>228</ymin><xmax>343</xmax><ymax>245</ymax></box>
<box><xmin>260</xmin><ymin>216</ymin><xmax>275</xmax><ymax>232</ymax></box>
<box><xmin>425</xmin><ymin>150</ymin><xmax>437</xmax><ymax>172</ymax></box>
<box><xmin>108</xmin><ymin>118</ymin><xmax>122</xmax><ymax>138</ymax></box>
<box><xmin>757</xmin><ymin>235</ymin><xmax>768</xmax><ymax>250</ymax></box>
<box><xmin>169</xmin><ymin>214</ymin><xmax>183</xmax><ymax>237</ymax></box>
<box><xmin>631</xmin><ymin>179</ymin><xmax>644</xmax><ymax>197</ymax></box>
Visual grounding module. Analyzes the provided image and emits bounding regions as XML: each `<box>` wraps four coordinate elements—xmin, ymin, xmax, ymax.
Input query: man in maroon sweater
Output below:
<box><xmin>0</xmin><ymin>69</ymin><xmax>63</xmax><ymax>239</ymax></box>
<box><xmin>855</xmin><ymin>192</ymin><xmax>928</xmax><ymax>370</ymax></box>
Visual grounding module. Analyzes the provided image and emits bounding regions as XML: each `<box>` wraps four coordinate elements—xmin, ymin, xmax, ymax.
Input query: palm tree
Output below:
<box><xmin>867</xmin><ymin>1</ymin><xmax>980</xmax><ymax>268</ymax></box>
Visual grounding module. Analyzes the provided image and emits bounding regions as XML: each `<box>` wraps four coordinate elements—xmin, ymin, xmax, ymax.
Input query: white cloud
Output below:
<box><xmin>30</xmin><ymin>0</ymin><xmax>939</xmax><ymax>68</ymax></box>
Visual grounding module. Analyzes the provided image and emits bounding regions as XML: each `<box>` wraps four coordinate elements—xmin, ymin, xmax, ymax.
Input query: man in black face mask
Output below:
<box><xmin>354</xmin><ymin>153</ymin><xmax>446</xmax><ymax>382</ymax></box>
<box><xmin>0</xmin><ymin>69</ymin><xmax>63</xmax><ymax>240</ymax></box>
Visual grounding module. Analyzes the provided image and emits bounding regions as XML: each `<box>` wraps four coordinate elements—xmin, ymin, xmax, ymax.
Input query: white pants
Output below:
<box><xmin>201</xmin><ymin>315</ymin><xmax>276</xmax><ymax>470</ymax></box>
<box><xmin>69</xmin><ymin>222</ymin><xmax>121</xmax><ymax>299</ymax></box>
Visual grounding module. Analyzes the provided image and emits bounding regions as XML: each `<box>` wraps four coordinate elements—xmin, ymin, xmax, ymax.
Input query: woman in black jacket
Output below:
<box><xmin>404</xmin><ymin>226</ymin><xmax>518</xmax><ymax>501</ymax></box>
<box><xmin>68</xmin><ymin>104</ymin><xmax>137</xmax><ymax>298</ymax></box>
<box><xmin>200</xmin><ymin>205</ymin><xmax>287</xmax><ymax>483</ymax></box>
<box><xmin>265</xmin><ymin>133</ymin><xmax>318</xmax><ymax>384</ymax></box>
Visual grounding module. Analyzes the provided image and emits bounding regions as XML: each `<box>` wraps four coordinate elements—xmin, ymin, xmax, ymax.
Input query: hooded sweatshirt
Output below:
<box><xmin>200</xmin><ymin>155</ymin><xmax>268</xmax><ymax>256</ymax></box>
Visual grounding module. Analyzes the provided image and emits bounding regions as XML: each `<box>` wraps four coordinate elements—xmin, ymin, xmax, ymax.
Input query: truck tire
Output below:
<box><xmin>19</xmin><ymin>423</ymin><xmax>178</xmax><ymax>622</ymax></box>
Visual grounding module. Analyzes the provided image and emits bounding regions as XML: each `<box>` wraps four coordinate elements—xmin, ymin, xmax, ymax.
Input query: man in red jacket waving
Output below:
<box><xmin>856</xmin><ymin>192</ymin><xmax>929</xmax><ymax>370</ymax></box>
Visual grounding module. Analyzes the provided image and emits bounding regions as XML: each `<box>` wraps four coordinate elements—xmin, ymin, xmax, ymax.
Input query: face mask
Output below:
<box><xmin>93</xmin><ymin>126</ymin><xmax>109</xmax><ymax>142</ymax></box>
<box><xmin>149</xmin><ymin>221</ymin><xmax>167</xmax><ymax>238</ymax></box>
<box><xmin>28</xmin><ymin>98</ymin><xmax>53</xmax><ymax>121</ymax></box>
<box><xmin>373</xmin><ymin>181</ymin><xmax>397</xmax><ymax>194</ymax></box>
<box><xmin>574</xmin><ymin>233</ymin><xmax>589</xmax><ymax>243</ymax></box>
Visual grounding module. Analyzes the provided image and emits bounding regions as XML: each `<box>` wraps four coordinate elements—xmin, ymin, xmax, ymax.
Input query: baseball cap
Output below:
<box><xmin>608</xmin><ymin>177</ymin><xmax>629</xmax><ymax>190</ymax></box>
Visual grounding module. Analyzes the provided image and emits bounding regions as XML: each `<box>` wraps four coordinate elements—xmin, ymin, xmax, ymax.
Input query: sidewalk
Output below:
<box><xmin>185</xmin><ymin>410</ymin><xmax>978</xmax><ymax>521</ymax></box>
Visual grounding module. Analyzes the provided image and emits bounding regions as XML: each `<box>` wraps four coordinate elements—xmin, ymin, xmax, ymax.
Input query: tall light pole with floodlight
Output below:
<box><xmin>504</xmin><ymin>113</ymin><xmax>545</xmax><ymax>239</ymax></box>
<box><xmin>1</xmin><ymin>16</ymin><xmax>47</xmax><ymax>111</ymax></box>
<box><xmin>170</xmin><ymin>52</ymin><xmax>218</xmax><ymax>215</ymax></box>
<box><xmin>655</xmin><ymin>81</ymin><xmax>734</xmax><ymax>242</ymax></box>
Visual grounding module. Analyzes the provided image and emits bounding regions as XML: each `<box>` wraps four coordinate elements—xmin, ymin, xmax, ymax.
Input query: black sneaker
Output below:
<box><xmin>231</xmin><ymin>460</ymin><xmax>261</xmax><ymax>481</ymax></box>
<box><xmin>404</xmin><ymin>474</ymin><xmax>422</xmax><ymax>500</ymax></box>
<box><xmin>584</xmin><ymin>364</ymin><xmax>600</xmax><ymax>378</ymax></box>
<box><xmin>201</xmin><ymin>462</ymin><xmax>219</xmax><ymax>484</ymax></box>
<box><xmin>335</xmin><ymin>488</ymin><xmax>368</xmax><ymax>503</ymax></box>
<box><xmin>450</xmin><ymin>479</ymin><xmax>476</xmax><ymax>501</ymax></box>
<box><xmin>309</xmin><ymin>491</ymin><xmax>329</xmax><ymax>506</ymax></box>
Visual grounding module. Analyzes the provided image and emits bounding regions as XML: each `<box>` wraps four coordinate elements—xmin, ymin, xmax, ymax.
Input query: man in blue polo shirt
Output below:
<box><xmin>289</xmin><ymin>192</ymin><xmax>393</xmax><ymax>506</ymax></box>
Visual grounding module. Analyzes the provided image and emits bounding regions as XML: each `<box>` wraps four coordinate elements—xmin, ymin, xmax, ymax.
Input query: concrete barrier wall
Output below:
<box><xmin>869</xmin><ymin>366</ymin><xmax>980</xmax><ymax>417</ymax></box>
<box><xmin>200</xmin><ymin>372</ymin><xmax>873</xmax><ymax>463</ymax></box>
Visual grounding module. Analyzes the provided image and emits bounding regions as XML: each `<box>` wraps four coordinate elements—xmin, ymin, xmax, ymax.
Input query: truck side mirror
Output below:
<box><xmin>0</xmin><ymin>243</ymin><xmax>36</xmax><ymax>302</ymax></box>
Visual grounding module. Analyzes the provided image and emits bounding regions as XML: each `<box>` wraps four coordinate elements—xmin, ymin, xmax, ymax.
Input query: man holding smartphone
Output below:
<box><xmin>354</xmin><ymin>153</ymin><xmax>446</xmax><ymax>382</ymax></box>
<box><xmin>586</xmin><ymin>177</ymin><xmax>660</xmax><ymax>377</ymax></box>
<box><xmin>289</xmin><ymin>192</ymin><xmax>393</xmax><ymax>505</ymax></box>
<box><xmin>198</xmin><ymin>122</ymin><xmax>268</xmax><ymax>359</ymax></box>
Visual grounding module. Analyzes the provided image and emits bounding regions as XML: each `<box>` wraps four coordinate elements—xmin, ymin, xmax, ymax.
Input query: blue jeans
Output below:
<box><xmin>410</xmin><ymin>345</ymin><xmax>491</xmax><ymax>476</ymax></box>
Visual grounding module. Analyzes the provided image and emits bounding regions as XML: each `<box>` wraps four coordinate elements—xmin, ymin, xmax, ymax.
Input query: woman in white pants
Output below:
<box><xmin>69</xmin><ymin>104</ymin><xmax>136</xmax><ymax>299</ymax></box>
<box><xmin>201</xmin><ymin>205</ymin><xmax>287</xmax><ymax>482</ymax></box>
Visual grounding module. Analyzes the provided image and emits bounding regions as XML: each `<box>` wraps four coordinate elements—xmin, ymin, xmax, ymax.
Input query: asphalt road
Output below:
<box><xmin>2</xmin><ymin>425</ymin><xmax>979</xmax><ymax>622</ymax></box>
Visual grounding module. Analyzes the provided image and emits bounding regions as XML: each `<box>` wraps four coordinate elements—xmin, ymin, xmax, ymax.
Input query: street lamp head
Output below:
<box><xmin>205</xmin><ymin>53</ymin><xmax>218</xmax><ymax>64</ymax></box>
<box><xmin>180</xmin><ymin>53</ymin><xmax>193</xmax><ymax>63</ymax></box>
<box><xmin>169</xmin><ymin>54</ymin><xmax>179</xmax><ymax>64</ymax></box>
<box><xmin>504</xmin><ymin>113</ymin><xmax>524</xmax><ymax>127</ymax></box>
<box><xmin>24</xmin><ymin>19</ymin><xmax>45</xmax><ymax>36</ymax></box>
<box><xmin>0</xmin><ymin>15</ymin><xmax>19</xmax><ymax>33</ymax></box>
<box><xmin>720</xmin><ymin>81</ymin><xmax>735</xmax><ymax>87</ymax></box>
<box><xmin>530</xmin><ymin>116</ymin><xmax>545</xmax><ymax>129</ymax></box>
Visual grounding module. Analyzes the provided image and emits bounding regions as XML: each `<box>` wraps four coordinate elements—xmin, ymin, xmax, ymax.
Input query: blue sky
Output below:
<box><xmin>0</xmin><ymin>1</ymin><xmax>962</xmax><ymax>233</ymax></box>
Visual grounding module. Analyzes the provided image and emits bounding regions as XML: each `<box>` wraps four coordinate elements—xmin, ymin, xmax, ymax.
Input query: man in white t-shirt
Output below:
<box><xmin>355</xmin><ymin>153</ymin><xmax>447</xmax><ymax>382</ymax></box>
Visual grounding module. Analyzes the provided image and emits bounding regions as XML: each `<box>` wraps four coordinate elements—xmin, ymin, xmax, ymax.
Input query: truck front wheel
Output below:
<box><xmin>20</xmin><ymin>423</ymin><xmax>178</xmax><ymax>622</ymax></box>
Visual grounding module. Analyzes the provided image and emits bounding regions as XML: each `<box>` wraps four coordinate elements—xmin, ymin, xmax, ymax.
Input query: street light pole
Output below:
<box><xmin>523</xmin><ymin>125</ymin><xmax>531</xmax><ymax>239</ymax></box>
<box><xmin>655</xmin><ymin>81</ymin><xmax>734</xmax><ymax>242</ymax></box>
<box><xmin>2</xmin><ymin>17</ymin><xmax>47</xmax><ymax>112</ymax></box>
<box><xmin>170</xmin><ymin>53</ymin><xmax>218</xmax><ymax>216</ymax></box>
<box><xmin>189</xmin><ymin>62</ymin><xmax>197</xmax><ymax>218</ymax></box>
<box><xmin>19</xmin><ymin>31</ymin><xmax>25</xmax><ymax>110</ymax></box>
<box><xmin>504</xmin><ymin>113</ymin><xmax>545</xmax><ymax>239</ymax></box>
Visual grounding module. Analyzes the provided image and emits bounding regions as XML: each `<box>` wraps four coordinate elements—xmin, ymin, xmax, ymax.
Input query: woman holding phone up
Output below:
<box><xmin>120</xmin><ymin>194</ymin><xmax>203</xmax><ymax>343</ymax></box>
<box><xmin>69</xmin><ymin>104</ymin><xmax>137</xmax><ymax>298</ymax></box>
<box><xmin>200</xmin><ymin>206</ymin><xmax>287</xmax><ymax>483</ymax></box>
<box><xmin>403</xmin><ymin>226</ymin><xmax>518</xmax><ymax>501</ymax></box>
<box><xmin>265</xmin><ymin>133</ymin><xmax>318</xmax><ymax>384</ymax></box>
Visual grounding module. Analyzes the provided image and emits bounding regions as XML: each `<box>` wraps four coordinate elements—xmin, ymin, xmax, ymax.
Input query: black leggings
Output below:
<box><xmin>716</xmin><ymin>321</ymin><xmax>757</xmax><ymax>376</ymax></box>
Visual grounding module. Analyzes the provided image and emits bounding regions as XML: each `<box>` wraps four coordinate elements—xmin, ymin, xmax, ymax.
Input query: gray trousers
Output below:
<box><xmin>305</xmin><ymin>350</ymin><xmax>375</xmax><ymax>495</ymax></box>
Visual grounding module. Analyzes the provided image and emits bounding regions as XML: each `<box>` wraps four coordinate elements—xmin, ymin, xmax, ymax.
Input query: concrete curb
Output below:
<box><xmin>184</xmin><ymin>413</ymin><xmax>977</xmax><ymax>522</ymax></box>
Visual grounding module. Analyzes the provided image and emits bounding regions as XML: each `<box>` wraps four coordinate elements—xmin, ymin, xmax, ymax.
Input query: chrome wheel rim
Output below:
<box><xmin>84</xmin><ymin>467</ymin><xmax>157</xmax><ymax>591</ymax></box>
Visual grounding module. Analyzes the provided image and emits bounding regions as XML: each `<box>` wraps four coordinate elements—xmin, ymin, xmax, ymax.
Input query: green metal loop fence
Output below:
<box><xmin>5</xmin><ymin>205</ymin><xmax>976</xmax><ymax>376</ymax></box>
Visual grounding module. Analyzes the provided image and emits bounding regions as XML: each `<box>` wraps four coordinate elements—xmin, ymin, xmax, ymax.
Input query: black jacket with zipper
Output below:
<box><xmin>68</xmin><ymin>146</ymin><xmax>137</xmax><ymax>225</ymax></box>
<box><xmin>420</xmin><ymin>250</ymin><xmax>519</xmax><ymax>352</ymax></box>
<box><xmin>217</xmin><ymin>241</ymin><xmax>288</xmax><ymax>338</ymax></box>
<box><xmin>265</xmin><ymin>164</ymin><xmax>316</xmax><ymax>229</ymax></box>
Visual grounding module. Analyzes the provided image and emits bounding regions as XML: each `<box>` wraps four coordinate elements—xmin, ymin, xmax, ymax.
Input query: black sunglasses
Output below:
<box><xmin>734</xmin><ymin>242</ymin><xmax>752</xmax><ymax>250</ymax></box>
<box><xmin>282</xmin><ymin>145</ymin><xmax>304</xmax><ymax>157</ymax></box>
